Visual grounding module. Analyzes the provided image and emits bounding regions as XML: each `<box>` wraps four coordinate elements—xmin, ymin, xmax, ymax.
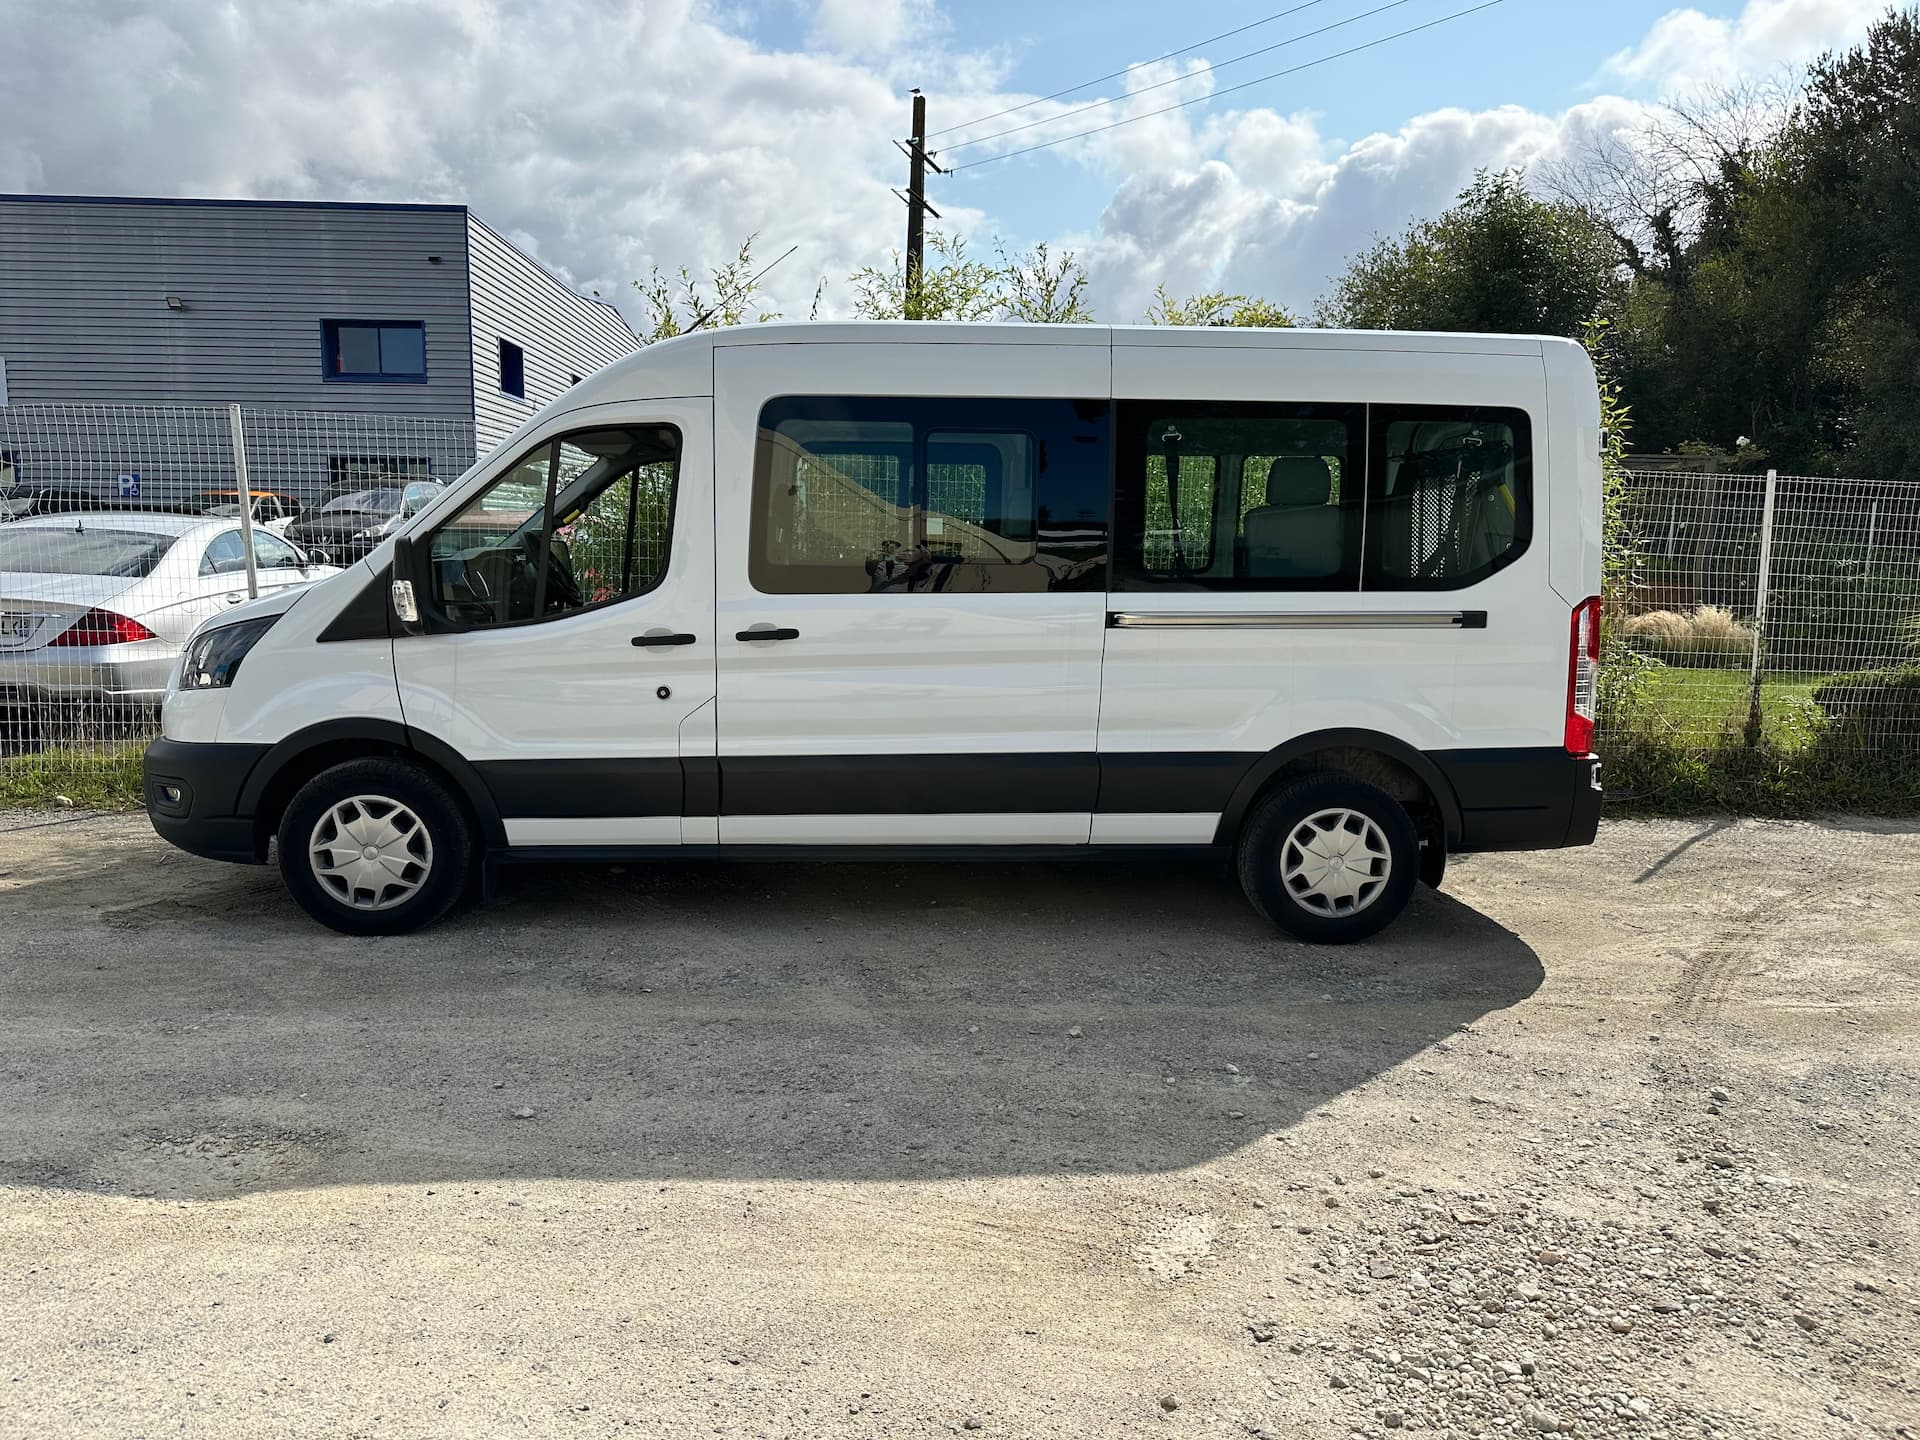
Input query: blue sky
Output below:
<box><xmin>0</xmin><ymin>0</ymin><xmax>1894</xmax><ymax>321</ymax></box>
<box><xmin>715</xmin><ymin>0</ymin><xmax>1737</xmax><ymax>249</ymax></box>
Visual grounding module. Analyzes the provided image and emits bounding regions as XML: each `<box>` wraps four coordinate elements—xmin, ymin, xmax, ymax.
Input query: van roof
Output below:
<box><xmin>562</xmin><ymin>320</ymin><xmax>1568</xmax><ymax>413</ymax></box>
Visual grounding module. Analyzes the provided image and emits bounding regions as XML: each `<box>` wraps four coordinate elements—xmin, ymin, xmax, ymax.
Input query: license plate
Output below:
<box><xmin>0</xmin><ymin>612</ymin><xmax>41</xmax><ymax>646</ymax></box>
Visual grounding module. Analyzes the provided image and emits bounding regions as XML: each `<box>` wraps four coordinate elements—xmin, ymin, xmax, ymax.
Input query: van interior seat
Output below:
<box><xmin>1241</xmin><ymin>455</ymin><xmax>1343</xmax><ymax>579</ymax></box>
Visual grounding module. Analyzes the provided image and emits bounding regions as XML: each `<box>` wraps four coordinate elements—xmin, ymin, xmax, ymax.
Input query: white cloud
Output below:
<box><xmin>810</xmin><ymin>0</ymin><xmax>932</xmax><ymax>56</ymax></box>
<box><xmin>1067</xmin><ymin>94</ymin><xmax>1660</xmax><ymax>321</ymax></box>
<box><xmin>0</xmin><ymin>0</ymin><xmax>968</xmax><ymax>322</ymax></box>
<box><xmin>1601</xmin><ymin>0</ymin><xmax>1888</xmax><ymax>94</ymax></box>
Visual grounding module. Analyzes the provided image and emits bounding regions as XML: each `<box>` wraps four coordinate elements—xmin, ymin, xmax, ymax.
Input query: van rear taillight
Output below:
<box><xmin>1565</xmin><ymin>596</ymin><xmax>1601</xmax><ymax>754</ymax></box>
<box><xmin>48</xmin><ymin>609</ymin><xmax>159</xmax><ymax>647</ymax></box>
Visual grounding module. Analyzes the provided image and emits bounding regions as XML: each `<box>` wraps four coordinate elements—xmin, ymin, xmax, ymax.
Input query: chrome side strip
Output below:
<box><xmin>1108</xmin><ymin>610</ymin><xmax>1487</xmax><ymax>630</ymax></box>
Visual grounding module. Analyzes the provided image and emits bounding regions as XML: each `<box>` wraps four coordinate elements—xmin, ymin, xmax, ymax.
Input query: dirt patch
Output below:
<box><xmin>0</xmin><ymin>815</ymin><xmax>1915</xmax><ymax>1438</ymax></box>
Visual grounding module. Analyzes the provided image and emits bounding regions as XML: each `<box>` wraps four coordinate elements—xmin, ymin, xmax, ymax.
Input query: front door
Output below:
<box><xmin>710</xmin><ymin>340</ymin><xmax>1111</xmax><ymax>847</ymax></box>
<box><xmin>393</xmin><ymin>402</ymin><xmax>715</xmax><ymax>847</ymax></box>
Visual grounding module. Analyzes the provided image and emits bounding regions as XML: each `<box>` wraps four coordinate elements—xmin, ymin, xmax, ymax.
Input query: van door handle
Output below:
<box><xmin>735</xmin><ymin>626</ymin><xmax>800</xmax><ymax>642</ymax></box>
<box><xmin>632</xmin><ymin>631</ymin><xmax>697</xmax><ymax>647</ymax></box>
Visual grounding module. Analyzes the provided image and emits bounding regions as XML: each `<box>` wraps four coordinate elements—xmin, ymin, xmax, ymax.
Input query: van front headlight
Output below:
<box><xmin>178</xmin><ymin>617</ymin><xmax>277</xmax><ymax>691</ymax></box>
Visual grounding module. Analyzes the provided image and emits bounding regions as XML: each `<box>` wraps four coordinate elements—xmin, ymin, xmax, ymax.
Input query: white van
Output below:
<box><xmin>143</xmin><ymin>322</ymin><xmax>1604</xmax><ymax>942</ymax></box>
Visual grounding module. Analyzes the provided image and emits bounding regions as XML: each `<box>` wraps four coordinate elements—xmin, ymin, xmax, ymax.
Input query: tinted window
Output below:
<box><xmin>751</xmin><ymin>397</ymin><xmax>1109</xmax><ymax>594</ymax></box>
<box><xmin>251</xmin><ymin>531</ymin><xmax>303</xmax><ymax>569</ymax></box>
<box><xmin>200</xmin><ymin>531</ymin><xmax>246</xmax><ymax>576</ymax></box>
<box><xmin>425</xmin><ymin>426</ymin><xmax>679</xmax><ymax>628</ymax></box>
<box><xmin>499</xmin><ymin>339</ymin><xmax>526</xmax><ymax>398</ymax></box>
<box><xmin>1115</xmin><ymin>402</ymin><xmax>1363</xmax><ymax>591</ymax></box>
<box><xmin>322</xmin><ymin>321</ymin><xmax>427</xmax><ymax>381</ymax></box>
<box><xmin>0</xmin><ymin>528</ymin><xmax>175</xmax><ymax>577</ymax></box>
<box><xmin>1367</xmin><ymin>406</ymin><xmax>1531</xmax><ymax>589</ymax></box>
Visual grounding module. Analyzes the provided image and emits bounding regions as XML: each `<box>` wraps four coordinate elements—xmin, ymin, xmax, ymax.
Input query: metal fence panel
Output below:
<box><xmin>1610</xmin><ymin>467</ymin><xmax>1920</xmax><ymax>765</ymax></box>
<box><xmin>1</xmin><ymin>404</ymin><xmax>475</xmax><ymax>794</ymax></box>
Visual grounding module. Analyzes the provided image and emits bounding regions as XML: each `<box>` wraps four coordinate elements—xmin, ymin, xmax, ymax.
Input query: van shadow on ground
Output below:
<box><xmin>0</xmin><ymin>853</ymin><xmax>1543</xmax><ymax>1199</ymax></box>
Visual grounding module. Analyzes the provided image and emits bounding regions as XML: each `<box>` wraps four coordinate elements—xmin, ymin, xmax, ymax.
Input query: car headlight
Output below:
<box><xmin>178</xmin><ymin>617</ymin><xmax>276</xmax><ymax>691</ymax></box>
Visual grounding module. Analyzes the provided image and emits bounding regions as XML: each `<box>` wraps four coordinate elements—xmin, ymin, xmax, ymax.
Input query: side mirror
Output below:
<box><xmin>389</xmin><ymin>536</ymin><xmax>427</xmax><ymax>636</ymax></box>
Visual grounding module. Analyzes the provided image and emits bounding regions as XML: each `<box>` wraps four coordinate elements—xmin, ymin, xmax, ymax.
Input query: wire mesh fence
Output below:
<box><xmin>1605</xmin><ymin>468</ymin><xmax>1920</xmax><ymax>796</ymax></box>
<box><xmin>0</xmin><ymin>404</ymin><xmax>474</xmax><ymax>803</ymax></box>
<box><xmin>2</xmin><ymin>403</ymin><xmax>1918</xmax><ymax>812</ymax></box>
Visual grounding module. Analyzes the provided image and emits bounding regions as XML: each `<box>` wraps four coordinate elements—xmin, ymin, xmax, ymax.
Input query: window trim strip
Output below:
<box><xmin>1107</xmin><ymin>610</ymin><xmax>1488</xmax><ymax>630</ymax></box>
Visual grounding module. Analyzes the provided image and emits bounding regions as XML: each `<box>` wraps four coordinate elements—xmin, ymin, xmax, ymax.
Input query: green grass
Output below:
<box><xmin>1629</xmin><ymin>667</ymin><xmax>1825</xmax><ymax>751</ymax></box>
<box><xmin>1600</xmin><ymin>662</ymin><xmax>1920</xmax><ymax>815</ymax></box>
<box><xmin>0</xmin><ymin>744</ymin><xmax>147</xmax><ymax>810</ymax></box>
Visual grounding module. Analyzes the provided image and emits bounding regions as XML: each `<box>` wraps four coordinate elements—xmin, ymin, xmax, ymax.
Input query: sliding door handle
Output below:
<box><xmin>735</xmin><ymin>626</ymin><xmax>800</xmax><ymax>642</ymax></box>
<box><xmin>632</xmin><ymin>631</ymin><xmax>697</xmax><ymax>647</ymax></box>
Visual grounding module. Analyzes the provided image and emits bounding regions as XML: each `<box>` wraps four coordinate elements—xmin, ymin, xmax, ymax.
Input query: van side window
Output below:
<box><xmin>751</xmin><ymin>397</ymin><xmax>1110</xmax><ymax>594</ymax></box>
<box><xmin>1367</xmin><ymin>406</ymin><xmax>1531</xmax><ymax>589</ymax></box>
<box><xmin>424</xmin><ymin>425</ymin><xmax>679</xmax><ymax>628</ymax></box>
<box><xmin>1115</xmin><ymin>402</ymin><xmax>1364</xmax><ymax>591</ymax></box>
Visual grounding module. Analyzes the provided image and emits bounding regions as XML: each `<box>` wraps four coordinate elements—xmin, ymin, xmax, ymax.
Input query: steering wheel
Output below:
<box><xmin>523</xmin><ymin>533</ymin><xmax>585</xmax><ymax>611</ymax></box>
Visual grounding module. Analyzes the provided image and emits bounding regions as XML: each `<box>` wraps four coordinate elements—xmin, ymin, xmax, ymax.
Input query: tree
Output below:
<box><xmin>1320</xmin><ymin>170</ymin><xmax>1622</xmax><ymax>337</ymax></box>
<box><xmin>847</xmin><ymin>232</ymin><xmax>1097</xmax><ymax>323</ymax></box>
<box><xmin>998</xmin><ymin>241</ymin><xmax>1095</xmax><ymax>323</ymax></box>
<box><xmin>848</xmin><ymin>232</ymin><xmax>1011</xmax><ymax>322</ymax></box>
<box><xmin>634</xmin><ymin>235</ymin><xmax>780</xmax><ymax>342</ymax></box>
<box><xmin>1143</xmin><ymin>285</ymin><xmax>1297</xmax><ymax>327</ymax></box>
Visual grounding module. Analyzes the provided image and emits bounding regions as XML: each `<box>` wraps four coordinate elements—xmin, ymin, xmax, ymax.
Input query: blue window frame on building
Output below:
<box><xmin>499</xmin><ymin>338</ymin><xmax>526</xmax><ymax>398</ymax></box>
<box><xmin>322</xmin><ymin>320</ymin><xmax>427</xmax><ymax>383</ymax></box>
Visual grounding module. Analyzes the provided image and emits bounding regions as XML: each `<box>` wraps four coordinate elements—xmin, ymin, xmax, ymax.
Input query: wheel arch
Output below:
<box><xmin>238</xmin><ymin>719</ymin><xmax>507</xmax><ymax>859</ymax></box>
<box><xmin>1213</xmin><ymin>729</ymin><xmax>1463</xmax><ymax>850</ymax></box>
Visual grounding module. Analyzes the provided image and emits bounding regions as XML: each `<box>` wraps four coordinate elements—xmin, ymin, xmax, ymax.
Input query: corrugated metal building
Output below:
<box><xmin>0</xmin><ymin>194</ymin><xmax>637</xmax><ymax>500</ymax></box>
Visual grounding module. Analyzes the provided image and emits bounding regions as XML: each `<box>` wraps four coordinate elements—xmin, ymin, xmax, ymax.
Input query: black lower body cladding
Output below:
<box><xmin>143</xmin><ymin>736</ymin><xmax>271</xmax><ymax>862</ymax></box>
<box><xmin>1429</xmin><ymin>748</ymin><xmax>1603</xmax><ymax>852</ymax></box>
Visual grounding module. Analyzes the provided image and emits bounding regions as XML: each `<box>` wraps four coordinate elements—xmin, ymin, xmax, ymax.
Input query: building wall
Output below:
<box><xmin>0</xmin><ymin>196</ymin><xmax>476</xmax><ymax>417</ymax></box>
<box><xmin>465</xmin><ymin>215</ymin><xmax>638</xmax><ymax>458</ymax></box>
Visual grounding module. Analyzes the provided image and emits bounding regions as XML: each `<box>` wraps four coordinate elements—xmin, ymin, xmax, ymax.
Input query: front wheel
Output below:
<box><xmin>1237</xmin><ymin>774</ymin><xmax>1420</xmax><ymax>944</ymax></box>
<box><xmin>277</xmin><ymin>757</ymin><xmax>473</xmax><ymax>935</ymax></box>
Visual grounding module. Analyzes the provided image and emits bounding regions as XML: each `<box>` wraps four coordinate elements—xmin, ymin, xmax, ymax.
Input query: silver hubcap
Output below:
<box><xmin>1282</xmin><ymin>807</ymin><xmax>1392</xmax><ymax>917</ymax></box>
<box><xmin>309</xmin><ymin>795</ymin><xmax>433</xmax><ymax>912</ymax></box>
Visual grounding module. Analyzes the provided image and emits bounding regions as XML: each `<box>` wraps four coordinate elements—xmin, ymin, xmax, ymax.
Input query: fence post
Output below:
<box><xmin>227</xmin><ymin>403</ymin><xmax>258</xmax><ymax>601</ymax></box>
<box><xmin>1743</xmin><ymin>468</ymin><xmax>1779</xmax><ymax>748</ymax></box>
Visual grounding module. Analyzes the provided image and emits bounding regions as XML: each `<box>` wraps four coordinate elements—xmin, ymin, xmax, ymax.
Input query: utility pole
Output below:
<box><xmin>893</xmin><ymin>89</ymin><xmax>943</xmax><ymax>320</ymax></box>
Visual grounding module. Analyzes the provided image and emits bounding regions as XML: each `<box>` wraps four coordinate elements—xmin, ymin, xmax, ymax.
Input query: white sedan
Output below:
<box><xmin>0</xmin><ymin>511</ymin><xmax>339</xmax><ymax>707</ymax></box>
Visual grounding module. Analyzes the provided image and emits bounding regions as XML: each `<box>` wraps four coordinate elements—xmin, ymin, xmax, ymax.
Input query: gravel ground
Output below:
<box><xmin>0</xmin><ymin>813</ymin><xmax>1916</xmax><ymax>1439</ymax></box>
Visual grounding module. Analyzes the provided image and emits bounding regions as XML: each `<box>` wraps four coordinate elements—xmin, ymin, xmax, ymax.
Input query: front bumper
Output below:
<box><xmin>1430</xmin><ymin>748</ymin><xmax>1604</xmax><ymax>853</ymax></box>
<box><xmin>143</xmin><ymin>736</ymin><xmax>271</xmax><ymax>863</ymax></box>
<box><xmin>0</xmin><ymin>643</ymin><xmax>178</xmax><ymax>704</ymax></box>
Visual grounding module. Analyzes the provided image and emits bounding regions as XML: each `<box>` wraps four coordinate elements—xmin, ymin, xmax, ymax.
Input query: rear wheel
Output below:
<box><xmin>277</xmin><ymin>757</ymin><xmax>473</xmax><ymax>935</ymax></box>
<box><xmin>1237</xmin><ymin>774</ymin><xmax>1420</xmax><ymax>944</ymax></box>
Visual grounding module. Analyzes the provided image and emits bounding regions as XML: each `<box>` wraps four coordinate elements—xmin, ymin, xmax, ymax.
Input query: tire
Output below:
<box><xmin>276</xmin><ymin>757</ymin><xmax>474</xmax><ymax>936</ymax></box>
<box><xmin>1236</xmin><ymin>773</ymin><xmax>1421</xmax><ymax>944</ymax></box>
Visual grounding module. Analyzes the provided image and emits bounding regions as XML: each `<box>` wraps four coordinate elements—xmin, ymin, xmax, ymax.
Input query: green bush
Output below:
<box><xmin>1812</xmin><ymin>666</ymin><xmax>1920</xmax><ymax>754</ymax></box>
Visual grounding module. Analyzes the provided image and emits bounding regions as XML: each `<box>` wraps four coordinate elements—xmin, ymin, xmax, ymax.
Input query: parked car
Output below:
<box><xmin>286</xmin><ymin>480</ymin><xmax>443</xmax><ymax>564</ymax></box>
<box><xmin>144</xmin><ymin>321</ymin><xmax>1604</xmax><ymax>941</ymax></box>
<box><xmin>196</xmin><ymin>489</ymin><xmax>304</xmax><ymax>535</ymax></box>
<box><xmin>0</xmin><ymin>512</ymin><xmax>338</xmax><ymax>708</ymax></box>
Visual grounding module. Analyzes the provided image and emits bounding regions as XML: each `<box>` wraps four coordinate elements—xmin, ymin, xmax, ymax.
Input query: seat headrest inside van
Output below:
<box><xmin>1266</xmin><ymin>456</ymin><xmax>1332</xmax><ymax>507</ymax></box>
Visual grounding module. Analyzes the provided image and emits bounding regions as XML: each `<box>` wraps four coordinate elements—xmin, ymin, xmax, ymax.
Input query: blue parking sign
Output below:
<box><xmin>118</xmin><ymin>472</ymin><xmax>140</xmax><ymax>499</ymax></box>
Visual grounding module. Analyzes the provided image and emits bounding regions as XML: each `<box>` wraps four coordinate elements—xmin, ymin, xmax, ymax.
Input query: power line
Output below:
<box><xmin>946</xmin><ymin>0</ymin><xmax>1507</xmax><ymax>173</ymax></box>
<box><xmin>939</xmin><ymin>0</ymin><xmax>1422</xmax><ymax>157</ymax></box>
<box><xmin>927</xmin><ymin>0</ymin><xmax>1340</xmax><ymax>142</ymax></box>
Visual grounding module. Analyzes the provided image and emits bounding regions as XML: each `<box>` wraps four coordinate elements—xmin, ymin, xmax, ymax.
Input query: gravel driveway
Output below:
<box><xmin>1</xmin><ymin>814</ymin><xmax>1916</xmax><ymax>1438</ymax></box>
